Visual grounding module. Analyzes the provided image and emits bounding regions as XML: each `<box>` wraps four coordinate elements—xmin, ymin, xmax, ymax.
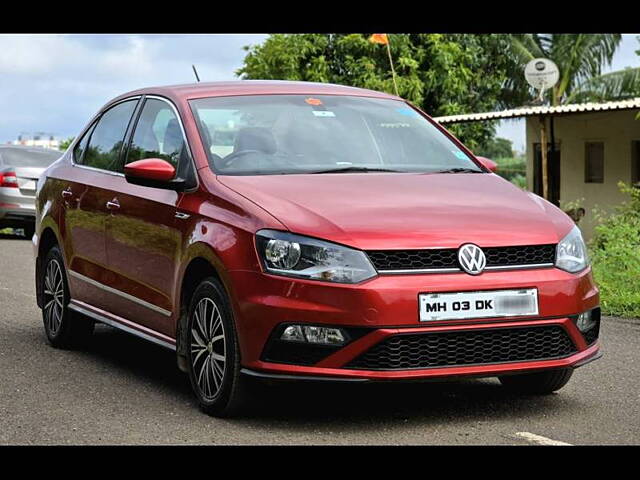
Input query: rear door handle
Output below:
<box><xmin>106</xmin><ymin>200</ymin><xmax>120</xmax><ymax>210</ymax></box>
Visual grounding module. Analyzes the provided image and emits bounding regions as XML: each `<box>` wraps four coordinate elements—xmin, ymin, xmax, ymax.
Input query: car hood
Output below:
<box><xmin>218</xmin><ymin>173</ymin><xmax>574</xmax><ymax>250</ymax></box>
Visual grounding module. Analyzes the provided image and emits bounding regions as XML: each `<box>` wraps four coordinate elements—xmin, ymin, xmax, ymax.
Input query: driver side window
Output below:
<box><xmin>126</xmin><ymin>98</ymin><xmax>186</xmax><ymax>169</ymax></box>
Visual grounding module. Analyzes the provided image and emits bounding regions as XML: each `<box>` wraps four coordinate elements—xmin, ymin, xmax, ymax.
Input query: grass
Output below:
<box><xmin>588</xmin><ymin>183</ymin><xmax>640</xmax><ymax>319</ymax></box>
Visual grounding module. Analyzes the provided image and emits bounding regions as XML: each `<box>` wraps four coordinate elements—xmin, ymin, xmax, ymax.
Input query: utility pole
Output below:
<box><xmin>540</xmin><ymin>115</ymin><xmax>548</xmax><ymax>201</ymax></box>
<box><xmin>525</xmin><ymin>58</ymin><xmax>559</xmax><ymax>202</ymax></box>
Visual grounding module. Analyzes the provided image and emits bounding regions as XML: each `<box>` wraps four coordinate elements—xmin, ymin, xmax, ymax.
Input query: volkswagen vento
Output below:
<box><xmin>33</xmin><ymin>81</ymin><xmax>601</xmax><ymax>416</ymax></box>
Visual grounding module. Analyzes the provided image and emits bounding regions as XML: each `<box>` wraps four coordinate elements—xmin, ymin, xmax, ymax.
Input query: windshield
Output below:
<box><xmin>189</xmin><ymin>94</ymin><xmax>483</xmax><ymax>176</ymax></box>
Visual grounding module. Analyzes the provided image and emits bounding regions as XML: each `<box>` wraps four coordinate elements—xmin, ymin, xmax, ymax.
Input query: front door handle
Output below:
<box><xmin>106</xmin><ymin>200</ymin><xmax>120</xmax><ymax>210</ymax></box>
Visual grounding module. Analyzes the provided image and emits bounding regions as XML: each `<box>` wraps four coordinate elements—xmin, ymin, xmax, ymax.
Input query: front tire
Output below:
<box><xmin>41</xmin><ymin>245</ymin><xmax>94</xmax><ymax>348</ymax></box>
<box><xmin>186</xmin><ymin>277</ymin><xmax>252</xmax><ymax>417</ymax></box>
<box><xmin>498</xmin><ymin>368</ymin><xmax>573</xmax><ymax>394</ymax></box>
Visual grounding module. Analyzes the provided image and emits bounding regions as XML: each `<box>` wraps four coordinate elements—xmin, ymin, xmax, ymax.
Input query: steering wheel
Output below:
<box><xmin>219</xmin><ymin>150</ymin><xmax>263</xmax><ymax>170</ymax></box>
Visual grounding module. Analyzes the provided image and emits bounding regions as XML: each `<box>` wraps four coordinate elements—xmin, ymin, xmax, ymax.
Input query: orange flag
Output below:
<box><xmin>369</xmin><ymin>34</ymin><xmax>389</xmax><ymax>45</ymax></box>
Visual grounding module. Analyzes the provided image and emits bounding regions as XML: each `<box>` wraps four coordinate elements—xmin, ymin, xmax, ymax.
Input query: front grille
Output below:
<box><xmin>366</xmin><ymin>244</ymin><xmax>556</xmax><ymax>272</ymax></box>
<box><xmin>346</xmin><ymin>325</ymin><xmax>576</xmax><ymax>370</ymax></box>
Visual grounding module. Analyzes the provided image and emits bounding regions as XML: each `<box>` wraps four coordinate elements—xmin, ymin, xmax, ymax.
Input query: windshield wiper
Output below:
<box><xmin>434</xmin><ymin>168</ymin><xmax>483</xmax><ymax>174</ymax></box>
<box><xmin>310</xmin><ymin>166</ymin><xmax>404</xmax><ymax>174</ymax></box>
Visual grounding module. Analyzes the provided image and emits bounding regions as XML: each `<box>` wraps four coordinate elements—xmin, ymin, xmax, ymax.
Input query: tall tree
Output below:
<box><xmin>505</xmin><ymin>34</ymin><xmax>640</xmax><ymax>105</ymax></box>
<box><xmin>237</xmin><ymin>34</ymin><xmax>516</xmax><ymax>151</ymax></box>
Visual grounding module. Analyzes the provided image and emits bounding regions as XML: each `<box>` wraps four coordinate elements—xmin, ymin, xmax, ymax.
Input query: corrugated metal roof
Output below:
<box><xmin>433</xmin><ymin>98</ymin><xmax>640</xmax><ymax>124</ymax></box>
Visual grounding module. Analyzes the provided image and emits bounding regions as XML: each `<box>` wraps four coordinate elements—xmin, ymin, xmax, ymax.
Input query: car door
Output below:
<box><xmin>102</xmin><ymin>96</ymin><xmax>191</xmax><ymax>337</ymax></box>
<box><xmin>61</xmin><ymin>98</ymin><xmax>140</xmax><ymax>311</ymax></box>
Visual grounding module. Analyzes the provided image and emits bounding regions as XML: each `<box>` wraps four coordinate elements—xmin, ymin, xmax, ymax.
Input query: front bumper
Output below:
<box><xmin>229</xmin><ymin>265</ymin><xmax>600</xmax><ymax>381</ymax></box>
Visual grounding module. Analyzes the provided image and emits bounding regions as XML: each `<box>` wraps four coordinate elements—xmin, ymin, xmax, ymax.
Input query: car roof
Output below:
<box><xmin>109</xmin><ymin>80</ymin><xmax>402</xmax><ymax>105</ymax></box>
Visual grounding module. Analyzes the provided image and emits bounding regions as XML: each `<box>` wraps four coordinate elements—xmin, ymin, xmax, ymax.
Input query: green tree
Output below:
<box><xmin>475</xmin><ymin>137</ymin><xmax>514</xmax><ymax>159</ymax></box>
<box><xmin>237</xmin><ymin>34</ymin><xmax>517</xmax><ymax>151</ymax></box>
<box><xmin>505</xmin><ymin>34</ymin><xmax>639</xmax><ymax>105</ymax></box>
<box><xmin>59</xmin><ymin>137</ymin><xmax>74</xmax><ymax>151</ymax></box>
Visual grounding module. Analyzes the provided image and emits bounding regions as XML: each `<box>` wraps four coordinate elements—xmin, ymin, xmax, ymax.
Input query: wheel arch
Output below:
<box><xmin>35</xmin><ymin>226</ymin><xmax>62</xmax><ymax>309</ymax></box>
<box><xmin>175</xmin><ymin>243</ymin><xmax>231</xmax><ymax>372</ymax></box>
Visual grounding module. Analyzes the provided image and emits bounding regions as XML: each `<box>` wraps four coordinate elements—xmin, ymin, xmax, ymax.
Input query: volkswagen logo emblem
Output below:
<box><xmin>458</xmin><ymin>244</ymin><xmax>486</xmax><ymax>275</ymax></box>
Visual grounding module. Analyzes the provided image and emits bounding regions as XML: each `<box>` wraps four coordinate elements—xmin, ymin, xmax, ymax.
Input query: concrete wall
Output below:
<box><xmin>526</xmin><ymin>109</ymin><xmax>640</xmax><ymax>240</ymax></box>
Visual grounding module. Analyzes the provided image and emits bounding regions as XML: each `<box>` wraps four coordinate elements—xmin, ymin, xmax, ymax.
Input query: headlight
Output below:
<box><xmin>556</xmin><ymin>225</ymin><xmax>589</xmax><ymax>273</ymax></box>
<box><xmin>256</xmin><ymin>230</ymin><xmax>377</xmax><ymax>284</ymax></box>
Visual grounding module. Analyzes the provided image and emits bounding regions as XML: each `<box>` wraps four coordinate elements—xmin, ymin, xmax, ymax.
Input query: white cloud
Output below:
<box><xmin>0</xmin><ymin>34</ymin><xmax>267</xmax><ymax>141</ymax></box>
<box><xmin>0</xmin><ymin>34</ymin><xmax>85</xmax><ymax>74</ymax></box>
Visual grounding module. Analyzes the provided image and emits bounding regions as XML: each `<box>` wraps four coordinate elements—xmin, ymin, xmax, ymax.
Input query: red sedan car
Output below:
<box><xmin>33</xmin><ymin>81</ymin><xmax>600</xmax><ymax>416</ymax></box>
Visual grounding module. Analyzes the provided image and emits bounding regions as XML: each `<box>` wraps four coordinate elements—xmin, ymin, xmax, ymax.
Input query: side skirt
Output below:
<box><xmin>68</xmin><ymin>300</ymin><xmax>176</xmax><ymax>351</ymax></box>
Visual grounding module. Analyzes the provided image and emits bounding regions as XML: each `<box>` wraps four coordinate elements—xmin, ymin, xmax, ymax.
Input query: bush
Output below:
<box><xmin>589</xmin><ymin>182</ymin><xmax>640</xmax><ymax>318</ymax></box>
<box><xmin>493</xmin><ymin>156</ymin><xmax>527</xmax><ymax>188</ymax></box>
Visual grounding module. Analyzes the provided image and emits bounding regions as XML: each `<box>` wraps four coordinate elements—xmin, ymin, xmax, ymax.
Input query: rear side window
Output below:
<box><xmin>80</xmin><ymin>99</ymin><xmax>138</xmax><ymax>172</ymax></box>
<box><xmin>126</xmin><ymin>98</ymin><xmax>186</xmax><ymax>169</ymax></box>
<box><xmin>73</xmin><ymin>123</ymin><xmax>95</xmax><ymax>164</ymax></box>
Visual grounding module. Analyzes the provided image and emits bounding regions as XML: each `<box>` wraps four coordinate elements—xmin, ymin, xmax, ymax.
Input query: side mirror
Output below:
<box><xmin>124</xmin><ymin>158</ymin><xmax>186</xmax><ymax>190</ymax></box>
<box><xmin>475</xmin><ymin>156</ymin><xmax>498</xmax><ymax>173</ymax></box>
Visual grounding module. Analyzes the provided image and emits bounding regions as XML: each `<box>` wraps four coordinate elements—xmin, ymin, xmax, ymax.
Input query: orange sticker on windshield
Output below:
<box><xmin>305</xmin><ymin>97</ymin><xmax>323</xmax><ymax>106</ymax></box>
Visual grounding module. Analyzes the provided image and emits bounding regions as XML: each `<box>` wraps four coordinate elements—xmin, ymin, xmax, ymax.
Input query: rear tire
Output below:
<box><xmin>40</xmin><ymin>245</ymin><xmax>94</xmax><ymax>348</ymax></box>
<box><xmin>498</xmin><ymin>368</ymin><xmax>573</xmax><ymax>394</ymax></box>
<box><xmin>186</xmin><ymin>277</ymin><xmax>253</xmax><ymax>417</ymax></box>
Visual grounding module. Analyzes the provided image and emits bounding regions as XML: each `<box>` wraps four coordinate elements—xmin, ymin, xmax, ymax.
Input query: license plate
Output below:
<box><xmin>419</xmin><ymin>288</ymin><xmax>538</xmax><ymax>321</ymax></box>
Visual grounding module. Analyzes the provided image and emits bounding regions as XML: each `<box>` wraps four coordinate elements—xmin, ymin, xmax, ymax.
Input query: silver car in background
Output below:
<box><xmin>0</xmin><ymin>145</ymin><xmax>61</xmax><ymax>238</ymax></box>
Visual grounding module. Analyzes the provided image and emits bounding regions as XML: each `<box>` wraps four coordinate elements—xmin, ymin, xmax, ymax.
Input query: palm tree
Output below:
<box><xmin>504</xmin><ymin>34</ymin><xmax>640</xmax><ymax>106</ymax></box>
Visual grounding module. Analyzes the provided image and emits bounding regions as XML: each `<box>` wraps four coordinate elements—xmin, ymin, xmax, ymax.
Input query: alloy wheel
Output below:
<box><xmin>43</xmin><ymin>258</ymin><xmax>65</xmax><ymax>336</ymax></box>
<box><xmin>190</xmin><ymin>297</ymin><xmax>226</xmax><ymax>400</ymax></box>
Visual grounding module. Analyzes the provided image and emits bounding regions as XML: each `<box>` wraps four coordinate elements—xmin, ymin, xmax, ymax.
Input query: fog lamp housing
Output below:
<box><xmin>280</xmin><ymin>325</ymin><xmax>348</xmax><ymax>346</ymax></box>
<box><xmin>576</xmin><ymin>310</ymin><xmax>597</xmax><ymax>333</ymax></box>
<box><xmin>572</xmin><ymin>308</ymin><xmax>601</xmax><ymax>346</ymax></box>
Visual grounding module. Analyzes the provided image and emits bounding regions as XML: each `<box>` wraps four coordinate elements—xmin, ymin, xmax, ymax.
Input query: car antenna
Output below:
<box><xmin>192</xmin><ymin>65</ymin><xmax>201</xmax><ymax>82</ymax></box>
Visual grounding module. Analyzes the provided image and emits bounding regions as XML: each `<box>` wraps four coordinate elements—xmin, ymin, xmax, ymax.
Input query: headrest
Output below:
<box><xmin>163</xmin><ymin>118</ymin><xmax>183</xmax><ymax>156</ymax></box>
<box><xmin>233</xmin><ymin>127</ymin><xmax>277</xmax><ymax>155</ymax></box>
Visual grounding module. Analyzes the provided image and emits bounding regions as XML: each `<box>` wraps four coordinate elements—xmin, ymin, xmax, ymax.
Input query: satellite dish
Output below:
<box><xmin>525</xmin><ymin>58</ymin><xmax>560</xmax><ymax>97</ymax></box>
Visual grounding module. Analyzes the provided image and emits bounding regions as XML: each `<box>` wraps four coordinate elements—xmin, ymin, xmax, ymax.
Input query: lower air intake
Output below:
<box><xmin>346</xmin><ymin>325</ymin><xmax>576</xmax><ymax>370</ymax></box>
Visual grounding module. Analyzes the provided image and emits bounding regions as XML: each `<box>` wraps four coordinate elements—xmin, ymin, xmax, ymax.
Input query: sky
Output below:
<box><xmin>0</xmin><ymin>34</ymin><xmax>268</xmax><ymax>142</ymax></box>
<box><xmin>0</xmin><ymin>33</ymin><xmax>638</xmax><ymax>148</ymax></box>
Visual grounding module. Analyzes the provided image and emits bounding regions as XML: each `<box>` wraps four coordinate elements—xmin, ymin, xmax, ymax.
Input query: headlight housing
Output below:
<box><xmin>256</xmin><ymin>230</ymin><xmax>377</xmax><ymax>284</ymax></box>
<box><xmin>556</xmin><ymin>225</ymin><xmax>589</xmax><ymax>273</ymax></box>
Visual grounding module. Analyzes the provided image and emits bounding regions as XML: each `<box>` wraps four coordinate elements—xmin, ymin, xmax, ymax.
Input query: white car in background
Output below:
<box><xmin>0</xmin><ymin>145</ymin><xmax>61</xmax><ymax>238</ymax></box>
